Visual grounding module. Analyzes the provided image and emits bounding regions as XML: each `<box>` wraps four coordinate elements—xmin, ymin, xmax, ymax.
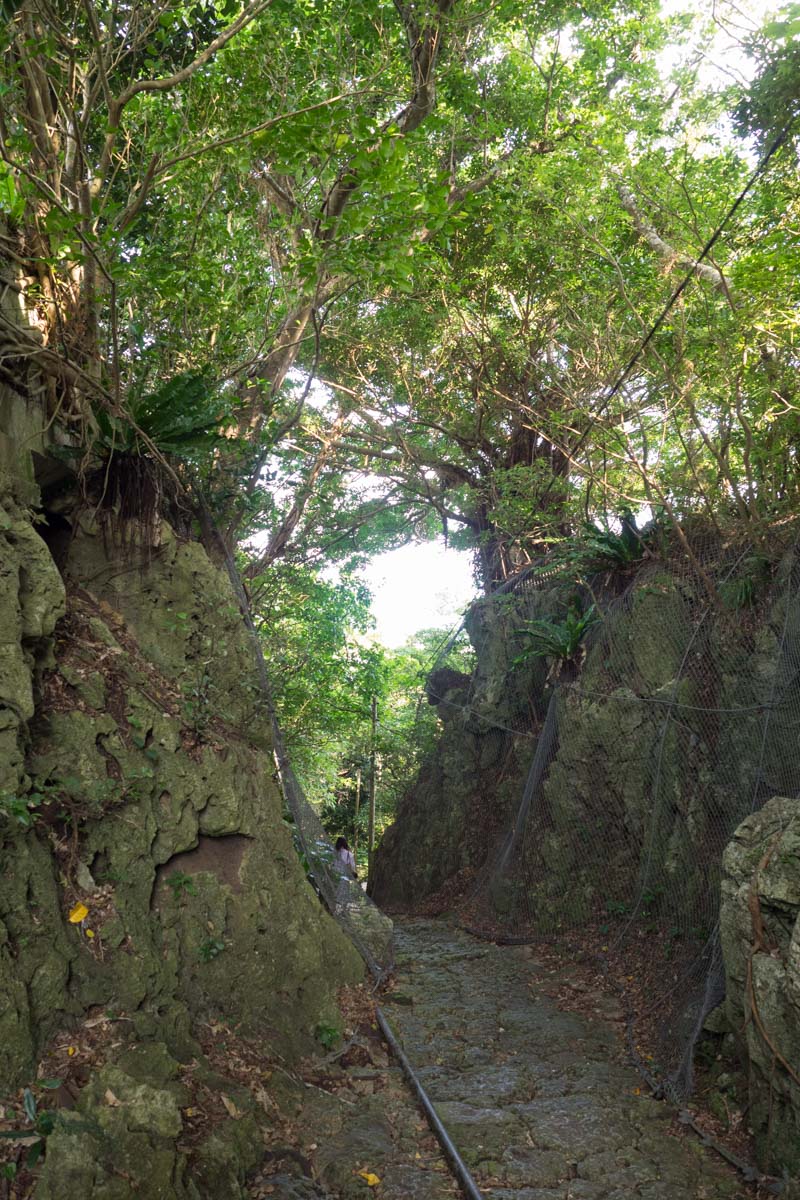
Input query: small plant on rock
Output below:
<box><xmin>315</xmin><ymin>1021</ymin><xmax>340</xmax><ymax>1050</ymax></box>
<box><xmin>719</xmin><ymin>554</ymin><xmax>772</xmax><ymax>611</ymax></box>
<box><xmin>198</xmin><ymin>936</ymin><xmax>225</xmax><ymax>962</ymax></box>
<box><xmin>0</xmin><ymin>790</ymin><xmax>43</xmax><ymax>827</ymax></box>
<box><xmin>579</xmin><ymin>520</ymin><xmax>645</xmax><ymax>569</ymax></box>
<box><xmin>513</xmin><ymin>601</ymin><xmax>599</xmax><ymax>676</ymax></box>
<box><xmin>0</xmin><ymin>1083</ymin><xmax>61</xmax><ymax>1170</ymax></box>
<box><xmin>166</xmin><ymin>871</ymin><xmax>196</xmax><ymax>899</ymax></box>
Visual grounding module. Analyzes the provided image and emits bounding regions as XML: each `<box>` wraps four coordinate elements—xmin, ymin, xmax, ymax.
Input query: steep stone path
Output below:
<box><xmin>382</xmin><ymin>919</ymin><xmax>748</xmax><ymax>1200</ymax></box>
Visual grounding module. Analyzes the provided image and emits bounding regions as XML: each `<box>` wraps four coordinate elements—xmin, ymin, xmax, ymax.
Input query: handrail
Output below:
<box><xmin>375</xmin><ymin>1006</ymin><xmax>485</xmax><ymax>1200</ymax></box>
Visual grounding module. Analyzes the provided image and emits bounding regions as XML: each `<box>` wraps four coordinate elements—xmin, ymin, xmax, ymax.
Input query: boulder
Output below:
<box><xmin>720</xmin><ymin>795</ymin><xmax>800</xmax><ymax>1175</ymax></box>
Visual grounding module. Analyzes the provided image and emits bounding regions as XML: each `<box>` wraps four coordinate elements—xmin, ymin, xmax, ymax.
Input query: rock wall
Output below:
<box><xmin>1</xmin><ymin>507</ymin><xmax>364</xmax><ymax>1075</ymax></box>
<box><xmin>374</xmin><ymin>554</ymin><xmax>800</xmax><ymax>1176</ymax></box>
<box><xmin>0</xmin><ymin>368</ymin><xmax>364</xmax><ymax>1192</ymax></box>
<box><xmin>372</xmin><ymin>580</ymin><xmax>563</xmax><ymax>909</ymax></box>
<box><xmin>720</xmin><ymin>796</ymin><xmax>800</xmax><ymax>1175</ymax></box>
<box><xmin>374</xmin><ymin>560</ymin><xmax>800</xmax><ymax>923</ymax></box>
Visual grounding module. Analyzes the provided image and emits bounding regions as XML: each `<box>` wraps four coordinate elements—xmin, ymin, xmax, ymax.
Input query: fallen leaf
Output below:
<box><xmin>357</xmin><ymin>1169</ymin><xmax>381</xmax><ymax>1187</ymax></box>
<box><xmin>67</xmin><ymin>1047</ymin><xmax>76</xmax><ymax>1057</ymax></box>
<box><xmin>220</xmin><ymin>1094</ymin><xmax>241</xmax><ymax>1119</ymax></box>
<box><xmin>85</xmin><ymin>929</ymin><xmax>95</xmax><ymax>939</ymax></box>
<box><xmin>104</xmin><ymin>1089</ymin><xmax>121</xmax><ymax>1107</ymax></box>
<box><xmin>68</xmin><ymin>903</ymin><xmax>89</xmax><ymax>924</ymax></box>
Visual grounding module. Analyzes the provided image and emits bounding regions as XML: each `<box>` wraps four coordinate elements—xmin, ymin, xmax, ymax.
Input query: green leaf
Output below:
<box><xmin>25</xmin><ymin>1138</ymin><xmax>45</xmax><ymax>1169</ymax></box>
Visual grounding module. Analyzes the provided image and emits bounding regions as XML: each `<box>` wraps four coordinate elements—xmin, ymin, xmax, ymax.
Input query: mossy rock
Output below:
<box><xmin>0</xmin><ymin>829</ymin><xmax>80</xmax><ymax>1084</ymax></box>
<box><xmin>36</xmin><ymin>1053</ymin><xmax>196</xmax><ymax>1200</ymax></box>
<box><xmin>720</xmin><ymin>796</ymin><xmax>800</xmax><ymax>1175</ymax></box>
<box><xmin>0</xmin><ymin>499</ymin><xmax>65</xmax><ymax>791</ymax></box>
<box><xmin>2</xmin><ymin>501</ymin><xmax>368</xmax><ymax>1095</ymax></box>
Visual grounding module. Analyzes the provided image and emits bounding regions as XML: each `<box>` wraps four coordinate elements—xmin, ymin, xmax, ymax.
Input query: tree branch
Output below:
<box><xmin>614</xmin><ymin>174</ymin><xmax>732</xmax><ymax>298</ymax></box>
<box><xmin>99</xmin><ymin>1</ymin><xmax>269</xmax><ymax>178</ymax></box>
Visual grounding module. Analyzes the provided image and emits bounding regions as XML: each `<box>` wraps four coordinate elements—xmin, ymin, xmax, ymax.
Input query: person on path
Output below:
<box><xmin>335</xmin><ymin>836</ymin><xmax>357</xmax><ymax>879</ymax></box>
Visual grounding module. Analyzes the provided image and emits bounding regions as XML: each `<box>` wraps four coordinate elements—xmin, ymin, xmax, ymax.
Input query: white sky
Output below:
<box><xmin>358</xmin><ymin>539</ymin><xmax>477</xmax><ymax>648</ymax></box>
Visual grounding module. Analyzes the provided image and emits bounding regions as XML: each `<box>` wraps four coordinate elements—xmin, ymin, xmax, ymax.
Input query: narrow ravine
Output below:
<box><xmin>382</xmin><ymin>920</ymin><xmax>748</xmax><ymax>1200</ymax></box>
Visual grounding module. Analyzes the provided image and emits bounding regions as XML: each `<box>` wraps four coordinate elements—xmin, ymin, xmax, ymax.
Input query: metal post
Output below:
<box><xmin>367</xmin><ymin>695</ymin><xmax>377</xmax><ymax>889</ymax></box>
<box><xmin>353</xmin><ymin>767</ymin><xmax>361</xmax><ymax>858</ymax></box>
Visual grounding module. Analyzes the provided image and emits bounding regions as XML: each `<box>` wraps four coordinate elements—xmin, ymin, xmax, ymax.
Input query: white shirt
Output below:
<box><xmin>335</xmin><ymin>847</ymin><xmax>356</xmax><ymax>874</ymax></box>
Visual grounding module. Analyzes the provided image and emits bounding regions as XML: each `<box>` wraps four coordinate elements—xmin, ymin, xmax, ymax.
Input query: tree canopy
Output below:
<box><xmin>1</xmin><ymin>0</ymin><xmax>798</xmax><ymax>582</ymax></box>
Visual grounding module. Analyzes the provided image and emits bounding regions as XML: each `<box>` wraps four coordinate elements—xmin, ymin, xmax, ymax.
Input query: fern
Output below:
<box><xmin>580</xmin><ymin>518</ymin><xmax>644</xmax><ymax>569</ymax></box>
<box><xmin>93</xmin><ymin>370</ymin><xmax>229</xmax><ymax>459</ymax></box>
<box><xmin>513</xmin><ymin>603</ymin><xmax>599</xmax><ymax>666</ymax></box>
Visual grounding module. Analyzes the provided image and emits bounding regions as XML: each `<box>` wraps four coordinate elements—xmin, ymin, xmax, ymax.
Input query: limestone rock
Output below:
<box><xmin>720</xmin><ymin>795</ymin><xmax>800</xmax><ymax>1175</ymax></box>
<box><xmin>372</xmin><ymin>582</ymin><xmax>566</xmax><ymax>908</ymax></box>
<box><xmin>1</xmin><ymin>498</ymin><xmax>363</xmax><ymax>1088</ymax></box>
<box><xmin>0</xmin><ymin>500</ymin><xmax>65</xmax><ymax>791</ymax></box>
<box><xmin>426</xmin><ymin>666</ymin><xmax>471</xmax><ymax>706</ymax></box>
<box><xmin>36</xmin><ymin>1053</ymin><xmax>197</xmax><ymax>1200</ymax></box>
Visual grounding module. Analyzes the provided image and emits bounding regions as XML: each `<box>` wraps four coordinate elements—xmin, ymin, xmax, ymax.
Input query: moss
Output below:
<box><xmin>2</xmin><ymin>502</ymin><xmax>366</xmax><ymax>1101</ymax></box>
<box><xmin>0</xmin><ymin>499</ymin><xmax>65</xmax><ymax>791</ymax></box>
<box><xmin>191</xmin><ymin>1115</ymin><xmax>264</xmax><ymax>1198</ymax></box>
<box><xmin>36</xmin><ymin>1058</ymin><xmax>198</xmax><ymax>1200</ymax></box>
<box><xmin>0</xmin><ymin>829</ymin><xmax>80</xmax><ymax>1083</ymax></box>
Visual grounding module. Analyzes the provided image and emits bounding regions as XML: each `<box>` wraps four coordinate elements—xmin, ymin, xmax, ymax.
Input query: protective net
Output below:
<box><xmin>270</xmin><ymin>718</ymin><xmax>394</xmax><ymax>981</ymax></box>
<box><xmin>452</xmin><ymin>536</ymin><xmax>800</xmax><ymax>1096</ymax></box>
<box><xmin>212</xmin><ymin>526</ymin><xmax>394</xmax><ymax>983</ymax></box>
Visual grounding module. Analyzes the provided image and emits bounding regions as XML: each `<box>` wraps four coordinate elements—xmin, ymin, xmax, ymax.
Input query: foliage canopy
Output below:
<box><xmin>1</xmin><ymin>0</ymin><xmax>799</xmax><ymax>822</ymax></box>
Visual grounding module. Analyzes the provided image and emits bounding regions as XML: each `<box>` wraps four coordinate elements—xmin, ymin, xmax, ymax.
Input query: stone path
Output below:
<box><xmin>382</xmin><ymin>919</ymin><xmax>749</xmax><ymax>1200</ymax></box>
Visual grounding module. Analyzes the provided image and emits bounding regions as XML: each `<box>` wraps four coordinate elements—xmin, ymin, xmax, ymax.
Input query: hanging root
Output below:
<box><xmin>84</xmin><ymin>452</ymin><xmax>191</xmax><ymax>549</ymax></box>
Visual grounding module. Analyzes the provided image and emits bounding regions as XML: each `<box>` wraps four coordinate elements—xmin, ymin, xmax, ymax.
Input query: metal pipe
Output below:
<box><xmin>375</xmin><ymin>1006</ymin><xmax>485</xmax><ymax>1200</ymax></box>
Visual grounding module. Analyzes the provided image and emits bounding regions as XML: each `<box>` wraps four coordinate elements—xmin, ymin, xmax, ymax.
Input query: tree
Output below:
<box><xmin>301</xmin><ymin>4</ymin><xmax>800</xmax><ymax>590</ymax></box>
<box><xmin>318</xmin><ymin>626</ymin><xmax>475</xmax><ymax>862</ymax></box>
<box><xmin>0</xmin><ymin>0</ymin><xmax>496</xmax><ymax>543</ymax></box>
<box><xmin>4</xmin><ymin>0</ymin><xmax>797</xmax><ymax>602</ymax></box>
<box><xmin>251</xmin><ymin>560</ymin><xmax>382</xmax><ymax>797</ymax></box>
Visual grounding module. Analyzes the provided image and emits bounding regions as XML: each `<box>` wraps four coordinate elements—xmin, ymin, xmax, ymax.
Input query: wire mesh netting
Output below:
<box><xmin>272</xmin><ymin>718</ymin><xmax>394</xmax><ymax>981</ymax></box>
<box><xmin>214</xmin><ymin>531</ymin><xmax>394</xmax><ymax>983</ymax></box>
<box><xmin>447</xmin><ymin>537</ymin><xmax>800</xmax><ymax>1097</ymax></box>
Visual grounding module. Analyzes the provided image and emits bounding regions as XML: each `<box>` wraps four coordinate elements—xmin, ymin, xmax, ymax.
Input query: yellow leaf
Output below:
<box><xmin>85</xmin><ymin>929</ymin><xmax>95</xmax><ymax>939</ymax></box>
<box><xmin>67</xmin><ymin>1046</ymin><xmax>76</xmax><ymax>1057</ymax></box>
<box><xmin>357</xmin><ymin>1170</ymin><xmax>381</xmax><ymax>1187</ymax></box>
<box><xmin>632</xmin><ymin>1087</ymin><xmax>641</xmax><ymax>1095</ymax></box>
<box><xmin>68</xmin><ymin>902</ymin><xmax>89</xmax><ymax>924</ymax></box>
